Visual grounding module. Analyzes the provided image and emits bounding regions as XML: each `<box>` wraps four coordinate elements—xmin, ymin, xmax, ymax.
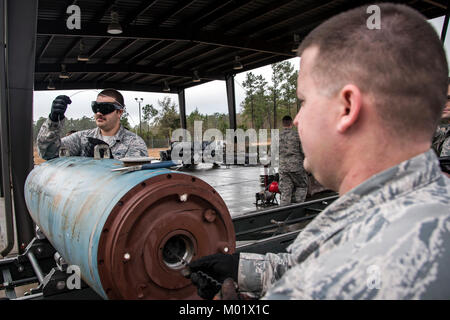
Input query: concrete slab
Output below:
<box><xmin>176</xmin><ymin>163</ymin><xmax>270</xmax><ymax>217</ymax></box>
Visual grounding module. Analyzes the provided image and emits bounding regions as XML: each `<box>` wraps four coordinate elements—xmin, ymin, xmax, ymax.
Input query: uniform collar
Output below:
<box><xmin>94</xmin><ymin>125</ymin><xmax>126</xmax><ymax>146</ymax></box>
<box><xmin>324</xmin><ymin>149</ymin><xmax>442</xmax><ymax>224</ymax></box>
<box><xmin>287</xmin><ymin>149</ymin><xmax>443</xmax><ymax>258</ymax></box>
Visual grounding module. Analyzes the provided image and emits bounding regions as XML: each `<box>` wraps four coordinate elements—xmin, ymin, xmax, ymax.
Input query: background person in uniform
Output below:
<box><xmin>278</xmin><ymin>115</ymin><xmax>308</xmax><ymax>205</ymax></box>
<box><xmin>306</xmin><ymin>172</ymin><xmax>328</xmax><ymax>197</ymax></box>
<box><xmin>432</xmin><ymin>79</ymin><xmax>450</xmax><ymax>157</ymax></box>
<box><xmin>187</xmin><ymin>3</ymin><xmax>450</xmax><ymax>300</ymax></box>
<box><xmin>37</xmin><ymin>89</ymin><xmax>148</xmax><ymax>160</ymax></box>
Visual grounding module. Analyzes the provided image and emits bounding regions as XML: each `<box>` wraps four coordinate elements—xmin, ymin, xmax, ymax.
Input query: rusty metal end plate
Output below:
<box><xmin>97</xmin><ymin>173</ymin><xmax>235</xmax><ymax>299</ymax></box>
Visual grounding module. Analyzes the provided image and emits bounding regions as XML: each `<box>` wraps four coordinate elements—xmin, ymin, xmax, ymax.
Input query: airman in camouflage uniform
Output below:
<box><xmin>442</xmin><ymin>137</ymin><xmax>450</xmax><ymax>156</ymax></box>
<box><xmin>278</xmin><ymin>116</ymin><xmax>308</xmax><ymax>205</ymax></box>
<box><xmin>239</xmin><ymin>150</ymin><xmax>450</xmax><ymax>299</ymax></box>
<box><xmin>187</xmin><ymin>3</ymin><xmax>450</xmax><ymax>300</ymax></box>
<box><xmin>433</xmin><ymin>123</ymin><xmax>450</xmax><ymax>157</ymax></box>
<box><xmin>37</xmin><ymin>89</ymin><xmax>148</xmax><ymax>160</ymax></box>
<box><xmin>432</xmin><ymin>83</ymin><xmax>450</xmax><ymax>157</ymax></box>
<box><xmin>37</xmin><ymin>119</ymin><xmax>148</xmax><ymax>160</ymax></box>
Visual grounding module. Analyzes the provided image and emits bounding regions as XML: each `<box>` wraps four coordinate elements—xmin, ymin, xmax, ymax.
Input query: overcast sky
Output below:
<box><xmin>33</xmin><ymin>16</ymin><xmax>449</xmax><ymax>127</ymax></box>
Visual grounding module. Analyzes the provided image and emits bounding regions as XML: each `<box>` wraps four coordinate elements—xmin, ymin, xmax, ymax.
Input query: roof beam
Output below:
<box><xmin>132</xmin><ymin>74</ymin><xmax>162</xmax><ymax>84</ymax></box>
<box><xmin>239</xmin><ymin>54</ymin><xmax>281</xmax><ymax>70</ymax></box>
<box><xmin>92</xmin><ymin>73</ymin><xmax>111</xmax><ymax>82</ymax></box>
<box><xmin>421</xmin><ymin>0</ymin><xmax>447</xmax><ymax>9</ymax></box>
<box><xmin>77</xmin><ymin>72</ymin><xmax>93</xmax><ymax>82</ymax></box>
<box><xmin>152</xmin><ymin>0</ymin><xmax>198</xmax><ymax>27</ymax></box>
<box><xmin>35</xmin><ymin>63</ymin><xmax>225</xmax><ymax>81</ymax></box>
<box><xmin>101</xmin><ymin>39</ymin><xmax>140</xmax><ymax>63</ymax></box>
<box><xmin>38</xmin><ymin>36</ymin><xmax>54</xmax><ymax>59</ymax></box>
<box><xmin>125</xmin><ymin>40</ymin><xmax>171</xmax><ymax>65</ymax></box>
<box><xmin>78</xmin><ymin>0</ymin><xmax>150</xmax><ymax>64</ymax></box>
<box><xmin>54</xmin><ymin>0</ymin><xmax>120</xmax><ymax>64</ymax></box>
<box><xmin>122</xmin><ymin>0</ymin><xmax>159</xmax><ymax>26</ymax></box>
<box><xmin>172</xmin><ymin>46</ymin><xmax>225</xmax><ymax>69</ymax></box>
<box><xmin>133</xmin><ymin>41</ymin><xmax>181</xmax><ymax>65</ymax></box>
<box><xmin>37</xmin><ymin>0</ymin><xmax>79</xmax><ymax>60</ymax></box>
<box><xmin>192</xmin><ymin>0</ymin><xmax>253</xmax><ymax>29</ymax></box>
<box><xmin>34</xmin><ymin>81</ymin><xmax>180</xmax><ymax>93</ymax></box>
<box><xmin>189</xmin><ymin>0</ymin><xmax>235</xmax><ymax>26</ymax></box>
<box><xmin>118</xmin><ymin>73</ymin><xmax>140</xmax><ymax>83</ymax></box>
<box><xmin>87</xmin><ymin>38</ymin><xmax>113</xmax><ymax>59</ymax></box>
<box><xmin>241</xmin><ymin>0</ymin><xmax>333</xmax><ymax>38</ymax></box>
<box><xmin>92</xmin><ymin>0</ymin><xmax>118</xmax><ymax>21</ymax></box>
<box><xmin>58</xmin><ymin>37</ymin><xmax>82</xmax><ymax>64</ymax></box>
<box><xmin>181</xmin><ymin>79</ymin><xmax>213</xmax><ymax>90</ymax></box>
<box><xmin>265</xmin><ymin>0</ymin><xmax>369</xmax><ymax>41</ymax></box>
<box><xmin>37</xmin><ymin>20</ymin><xmax>293</xmax><ymax>56</ymax></box>
<box><xmin>206</xmin><ymin>51</ymin><xmax>266</xmax><ymax>73</ymax></box>
<box><xmin>153</xmin><ymin>43</ymin><xmax>201</xmax><ymax>67</ymax></box>
<box><xmin>99</xmin><ymin>73</ymin><xmax>118</xmax><ymax>82</ymax></box>
<box><xmin>225</xmin><ymin>0</ymin><xmax>296</xmax><ymax>33</ymax></box>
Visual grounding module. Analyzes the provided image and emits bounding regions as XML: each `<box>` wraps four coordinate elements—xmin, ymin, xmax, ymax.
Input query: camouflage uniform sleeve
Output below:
<box><xmin>238</xmin><ymin>252</ymin><xmax>296</xmax><ymax>298</ymax></box>
<box><xmin>37</xmin><ymin>118</ymin><xmax>82</xmax><ymax>160</ymax></box>
<box><xmin>37</xmin><ymin>118</ymin><xmax>64</xmax><ymax>160</ymax></box>
<box><xmin>123</xmin><ymin>135</ymin><xmax>149</xmax><ymax>158</ymax></box>
<box><xmin>440</xmin><ymin>136</ymin><xmax>450</xmax><ymax>156</ymax></box>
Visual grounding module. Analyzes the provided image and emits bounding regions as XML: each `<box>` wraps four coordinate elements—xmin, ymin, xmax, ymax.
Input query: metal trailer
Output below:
<box><xmin>0</xmin><ymin>182</ymin><xmax>336</xmax><ymax>300</ymax></box>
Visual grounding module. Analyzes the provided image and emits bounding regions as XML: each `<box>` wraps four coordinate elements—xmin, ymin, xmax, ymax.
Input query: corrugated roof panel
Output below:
<box><xmin>35</xmin><ymin>0</ymin><xmax>448</xmax><ymax>92</ymax></box>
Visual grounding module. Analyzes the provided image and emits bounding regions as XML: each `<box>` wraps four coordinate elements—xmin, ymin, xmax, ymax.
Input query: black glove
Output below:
<box><xmin>49</xmin><ymin>95</ymin><xmax>71</xmax><ymax>121</ymax></box>
<box><xmin>190</xmin><ymin>272</ymin><xmax>222</xmax><ymax>300</ymax></box>
<box><xmin>188</xmin><ymin>253</ymin><xmax>240</xmax><ymax>283</ymax></box>
<box><xmin>187</xmin><ymin>253</ymin><xmax>240</xmax><ymax>300</ymax></box>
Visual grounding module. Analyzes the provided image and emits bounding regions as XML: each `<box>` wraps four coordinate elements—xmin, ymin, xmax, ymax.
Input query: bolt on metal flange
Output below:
<box><xmin>203</xmin><ymin>209</ymin><xmax>217</xmax><ymax>222</ymax></box>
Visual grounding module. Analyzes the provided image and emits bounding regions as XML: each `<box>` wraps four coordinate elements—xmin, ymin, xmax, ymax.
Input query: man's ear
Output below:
<box><xmin>117</xmin><ymin>109</ymin><xmax>124</xmax><ymax>117</ymax></box>
<box><xmin>336</xmin><ymin>84</ymin><xmax>362</xmax><ymax>133</ymax></box>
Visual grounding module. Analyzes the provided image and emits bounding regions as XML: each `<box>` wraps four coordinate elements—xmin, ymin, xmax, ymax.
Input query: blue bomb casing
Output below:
<box><xmin>24</xmin><ymin>157</ymin><xmax>235</xmax><ymax>299</ymax></box>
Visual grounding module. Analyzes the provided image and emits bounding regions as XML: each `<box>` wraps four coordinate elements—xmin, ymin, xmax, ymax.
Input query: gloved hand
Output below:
<box><xmin>49</xmin><ymin>95</ymin><xmax>71</xmax><ymax>121</ymax></box>
<box><xmin>188</xmin><ymin>253</ymin><xmax>240</xmax><ymax>299</ymax></box>
<box><xmin>188</xmin><ymin>253</ymin><xmax>240</xmax><ymax>283</ymax></box>
<box><xmin>190</xmin><ymin>271</ymin><xmax>222</xmax><ymax>300</ymax></box>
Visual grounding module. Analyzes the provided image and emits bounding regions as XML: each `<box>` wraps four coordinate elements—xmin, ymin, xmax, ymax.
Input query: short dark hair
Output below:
<box><xmin>282</xmin><ymin>115</ymin><xmax>293</xmax><ymax>127</ymax></box>
<box><xmin>298</xmin><ymin>3</ymin><xmax>448</xmax><ymax>139</ymax></box>
<box><xmin>98</xmin><ymin>89</ymin><xmax>125</xmax><ymax>108</ymax></box>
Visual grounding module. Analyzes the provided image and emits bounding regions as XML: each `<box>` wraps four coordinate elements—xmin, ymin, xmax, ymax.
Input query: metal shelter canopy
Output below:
<box><xmin>0</xmin><ymin>0</ymin><xmax>448</xmax><ymax>257</ymax></box>
<box><xmin>35</xmin><ymin>0</ymin><xmax>448</xmax><ymax>94</ymax></box>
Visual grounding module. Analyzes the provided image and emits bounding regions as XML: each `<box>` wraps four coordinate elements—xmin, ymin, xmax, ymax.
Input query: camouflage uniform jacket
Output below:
<box><xmin>279</xmin><ymin>127</ymin><xmax>305</xmax><ymax>174</ymax></box>
<box><xmin>432</xmin><ymin>123</ymin><xmax>450</xmax><ymax>157</ymax></box>
<box><xmin>238</xmin><ymin>150</ymin><xmax>450</xmax><ymax>299</ymax></box>
<box><xmin>37</xmin><ymin>118</ymin><xmax>148</xmax><ymax>160</ymax></box>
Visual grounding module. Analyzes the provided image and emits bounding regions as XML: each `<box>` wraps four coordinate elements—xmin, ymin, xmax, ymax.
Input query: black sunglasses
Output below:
<box><xmin>91</xmin><ymin>101</ymin><xmax>123</xmax><ymax>115</ymax></box>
